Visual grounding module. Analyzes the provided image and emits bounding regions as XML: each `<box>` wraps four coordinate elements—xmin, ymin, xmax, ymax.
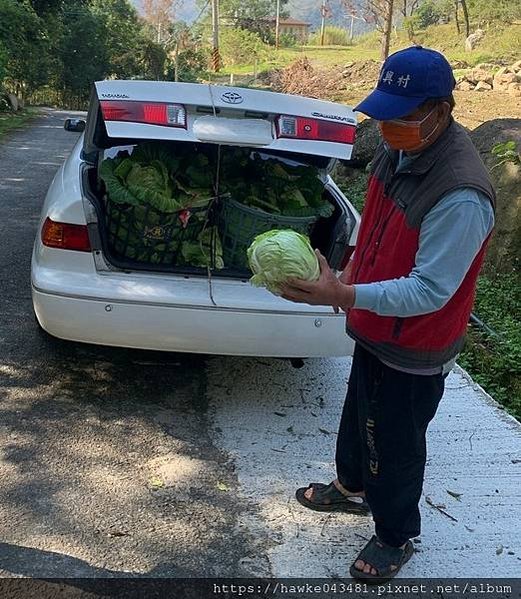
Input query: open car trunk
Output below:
<box><xmin>81</xmin><ymin>81</ymin><xmax>357</xmax><ymax>278</ymax></box>
<box><xmin>83</xmin><ymin>144</ymin><xmax>354</xmax><ymax>277</ymax></box>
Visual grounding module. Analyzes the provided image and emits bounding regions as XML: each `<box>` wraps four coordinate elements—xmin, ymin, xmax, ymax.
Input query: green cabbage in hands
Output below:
<box><xmin>247</xmin><ymin>229</ymin><xmax>320</xmax><ymax>295</ymax></box>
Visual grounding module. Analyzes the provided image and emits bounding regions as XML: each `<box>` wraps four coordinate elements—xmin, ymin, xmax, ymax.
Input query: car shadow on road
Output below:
<box><xmin>0</xmin><ymin>308</ymin><xmax>264</xmax><ymax>578</ymax></box>
<box><xmin>0</xmin><ymin>541</ymin><xmax>203</xmax><ymax>597</ymax></box>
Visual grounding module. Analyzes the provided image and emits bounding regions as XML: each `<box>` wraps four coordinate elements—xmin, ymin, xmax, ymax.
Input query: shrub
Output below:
<box><xmin>309</xmin><ymin>26</ymin><xmax>351</xmax><ymax>46</ymax></box>
<box><xmin>165</xmin><ymin>47</ymin><xmax>209</xmax><ymax>82</ymax></box>
<box><xmin>468</xmin><ymin>0</ymin><xmax>521</xmax><ymax>24</ymax></box>
<box><xmin>414</xmin><ymin>0</ymin><xmax>443</xmax><ymax>28</ymax></box>
<box><xmin>0</xmin><ymin>93</ymin><xmax>10</xmax><ymax>112</ymax></box>
<box><xmin>219</xmin><ymin>28</ymin><xmax>268</xmax><ymax>66</ymax></box>
<box><xmin>333</xmin><ymin>168</ymin><xmax>369</xmax><ymax>214</ymax></box>
<box><xmin>459</xmin><ymin>273</ymin><xmax>521</xmax><ymax>420</ymax></box>
<box><xmin>0</xmin><ymin>39</ymin><xmax>7</xmax><ymax>86</ymax></box>
<box><xmin>279</xmin><ymin>32</ymin><xmax>298</xmax><ymax>48</ymax></box>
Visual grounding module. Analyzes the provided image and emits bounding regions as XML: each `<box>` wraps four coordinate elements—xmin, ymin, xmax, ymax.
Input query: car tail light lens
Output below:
<box><xmin>100</xmin><ymin>100</ymin><xmax>187</xmax><ymax>128</ymax></box>
<box><xmin>41</xmin><ymin>218</ymin><xmax>91</xmax><ymax>252</ymax></box>
<box><xmin>277</xmin><ymin>115</ymin><xmax>355</xmax><ymax>144</ymax></box>
<box><xmin>339</xmin><ymin>245</ymin><xmax>355</xmax><ymax>272</ymax></box>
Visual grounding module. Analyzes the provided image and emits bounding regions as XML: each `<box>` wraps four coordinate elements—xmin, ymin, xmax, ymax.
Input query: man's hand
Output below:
<box><xmin>333</xmin><ymin>260</ymin><xmax>354</xmax><ymax>313</ymax></box>
<box><xmin>339</xmin><ymin>259</ymin><xmax>354</xmax><ymax>285</ymax></box>
<box><xmin>280</xmin><ymin>250</ymin><xmax>356</xmax><ymax>313</ymax></box>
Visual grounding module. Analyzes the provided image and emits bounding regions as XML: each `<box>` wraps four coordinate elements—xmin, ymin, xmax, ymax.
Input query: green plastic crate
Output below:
<box><xmin>217</xmin><ymin>198</ymin><xmax>318</xmax><ymax>270</ymax></box>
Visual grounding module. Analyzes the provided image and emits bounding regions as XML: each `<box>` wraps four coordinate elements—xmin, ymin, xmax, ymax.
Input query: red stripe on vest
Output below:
<box><xmin>348</xmin><ymin>174</ymin><xmax>490</xmax><ymax>356</ymax></box>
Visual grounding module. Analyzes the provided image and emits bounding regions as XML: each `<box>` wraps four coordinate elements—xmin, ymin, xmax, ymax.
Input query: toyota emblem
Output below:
<box><xmin>221</xmin><ymin>91</ymin><xmax>244</xmax><ymax>105</ymax></box>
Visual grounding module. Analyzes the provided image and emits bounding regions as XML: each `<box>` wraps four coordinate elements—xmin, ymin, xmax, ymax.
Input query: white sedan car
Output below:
<box><xmin>31</xmin><ymin>81</ymin><xmax>360</xmax><ymax>358</ymax></box>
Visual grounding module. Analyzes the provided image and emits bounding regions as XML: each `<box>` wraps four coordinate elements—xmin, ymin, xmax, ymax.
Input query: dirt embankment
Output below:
<box><xmin>470</xmin><ymin>119</ymin><xmax>521</xmax><ymax>274</ymax></box>
<box><xmin>269</xmin><ymin>57</ymin><xmax>521</xmax><ymax>130</ymax></box>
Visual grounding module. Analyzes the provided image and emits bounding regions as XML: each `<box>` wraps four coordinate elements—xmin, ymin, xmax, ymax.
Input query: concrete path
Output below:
<box><xmin>208</xmin><ymin>356</ymin><xmax>521</xmax><ymax>578</ymax></box>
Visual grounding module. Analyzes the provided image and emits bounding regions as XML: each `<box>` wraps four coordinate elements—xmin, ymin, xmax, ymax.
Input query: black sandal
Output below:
<box><xmin>349</xmin><ymin>535</ymin><xmax>414</xmax><ymax>583</ymax></box>
<box><xmin>295</xmin><ymin>481</ymin><xmax>371</xmax><ymax>515</ymax></box>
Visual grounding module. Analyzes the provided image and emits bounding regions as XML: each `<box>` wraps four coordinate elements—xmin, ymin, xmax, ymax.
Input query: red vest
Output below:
<box><xmin>346</xmin><ymin>121</ymin><xmax>495</xmax><ymax>369</ymax></box>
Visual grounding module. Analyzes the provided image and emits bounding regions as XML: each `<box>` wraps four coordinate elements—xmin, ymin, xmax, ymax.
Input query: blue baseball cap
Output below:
<box><xmin>354</xmin><ymin>46</ymin><xmax>456</xmax><ymax>121</ymax></box>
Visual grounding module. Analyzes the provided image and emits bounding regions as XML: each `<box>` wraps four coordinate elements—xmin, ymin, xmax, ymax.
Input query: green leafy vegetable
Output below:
<box><xmin>247</xmin><ymin>229</ymin><xmax>320</xmax><ymax>295</ymax></box>
<box><xmin>180</xmin><ymin>226</ymin><xmax>224</xmax><ymax>269</ymax></box>
<box><xmin>220</xmin><ymin>151</ymin><xmax>333</xmax><ymax>218</ymax></box>
<box><xmin>99</xmin><ymin>141</ymin><xmax>333</xmax><ymax>270</ymax></box>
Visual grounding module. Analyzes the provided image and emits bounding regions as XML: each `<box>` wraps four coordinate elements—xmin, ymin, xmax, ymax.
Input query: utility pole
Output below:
<box><xmin>320</xmin><ymin>0</ymin><xmax>327</xmax><ymax>46</ymax></box>
<box><xmin>275</xmin><ymin>0</ymin><xmax>281</xmax><ymax>50</ymax></box>
<box><xmin>174</xmin><ymin>40</ymin><xmax>179</xmax><ymax>82</ymax></box>
<box><xmin>344</xmin><ymin>12</ymin><xmax>365</xmax><ymax>44</ymax></box>
<box><xmin>211</xmin><ymin>0</ymin><xmax>221</xmax><ymax>72</ymax></box>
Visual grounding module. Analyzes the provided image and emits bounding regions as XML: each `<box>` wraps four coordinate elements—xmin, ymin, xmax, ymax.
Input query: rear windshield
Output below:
<box><xmin>102</xmin><ymin>141</ymin><xmax>331</xmax><ymax>170</ymax></box>
<box><xmin>104</xmin><ymin>143</ymin><xmax>318</xmax><ymax>166</ymax></box>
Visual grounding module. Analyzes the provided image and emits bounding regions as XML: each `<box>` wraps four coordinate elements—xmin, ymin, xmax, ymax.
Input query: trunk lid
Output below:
<box><xmin>83</xmin><ymin>80</ymin><xmax>357</xmax><ymax>167</ymax></box>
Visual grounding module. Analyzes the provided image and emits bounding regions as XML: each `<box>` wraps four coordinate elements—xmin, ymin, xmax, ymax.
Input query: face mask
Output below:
<box><xmin>379</xmin><ymin>107</ymin><xmax>439</xmax><ymax>152</ymax></box>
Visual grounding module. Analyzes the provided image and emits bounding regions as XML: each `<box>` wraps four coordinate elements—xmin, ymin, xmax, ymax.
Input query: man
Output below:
<box><xmin>281</xmin><ymin>46</ymin><xmax>495</xmax><ymax>581</ymax></box>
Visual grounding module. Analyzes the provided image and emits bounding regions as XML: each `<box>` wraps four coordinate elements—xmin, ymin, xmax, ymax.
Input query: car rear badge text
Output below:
<box><xmin>312</xmin><ymin>112</ymin><xmax>354</xmax><ymax>124</ymax></box>
<box><xmin>101</xmin><ymin>93</ymin><xmax>130</xmax><ymax>99</ymax></box>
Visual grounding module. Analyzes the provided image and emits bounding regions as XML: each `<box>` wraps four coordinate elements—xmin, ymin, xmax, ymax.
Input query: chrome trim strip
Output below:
<box><xmin>32</xmin><ymin>285</ymin><xmax>339</xmax><ymax>318</ymax></box>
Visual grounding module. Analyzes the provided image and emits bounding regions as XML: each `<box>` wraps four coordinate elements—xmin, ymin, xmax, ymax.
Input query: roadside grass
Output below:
<box><xmin>459</xmin><ymin>273</ymin><xmax>521</xmax><ymax>421</ymax></box>
<box><xmin>215</xmin><ymin>45</ymin><xmax>378</xmax><ymax>80</ymax></box>
<box><xmin>354</xmin><ymin>22</ymin><xmax>520</xmax><ymax>66</ymax></box>
<box><xmin>217</xmin><ymin>22</ymin><xmax>520</xmax><ymax>79</ymax></box>
<box><xmin>0</xmin><ymin>108</ymin><xmax>39</xmax><ymax>140</ymax></box>
<box><xmin>217</xmin><ymin>45</ymin><xmax>380</xmax><ymax>80</ymax></box>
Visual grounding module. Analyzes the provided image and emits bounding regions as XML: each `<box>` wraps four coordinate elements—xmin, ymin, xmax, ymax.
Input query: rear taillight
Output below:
<box><xmin>277</xmin><ymin>115</ymin><xmax>356</xmax><ymax>144</ymax></box>
<box><xmin>339</xmin><ymin>245</ymin><xmax>355</xmax><ymax>272</ymax></box>
<box><xmin>100</xmin><ymin>100</ymin><xmax>187</xmax><ymax>128</ymax></box>
<box><xmin>41</xmin><ymin>218</ymin><xmax>91</xmax><ymax>252</ymax></box>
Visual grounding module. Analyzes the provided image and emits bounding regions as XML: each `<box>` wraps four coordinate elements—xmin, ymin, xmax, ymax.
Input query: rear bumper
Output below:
<box><xmin>32</xmin><ymin>287</ymin><xmax>354</xmax><ymax>357</ymax></box>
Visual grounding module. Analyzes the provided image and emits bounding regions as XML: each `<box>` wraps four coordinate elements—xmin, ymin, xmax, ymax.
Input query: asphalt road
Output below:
<box><xmin>0</xmin><ymin>109</ymin><xmax>262</xmax><ymax>581</ymax></box>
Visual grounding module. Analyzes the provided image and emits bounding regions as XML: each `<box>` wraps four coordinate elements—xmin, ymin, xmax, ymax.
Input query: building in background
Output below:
<box><xmin>267</xmin><ymin>17</ymin><xmax>311</xmax><ymax>43</ymax></box>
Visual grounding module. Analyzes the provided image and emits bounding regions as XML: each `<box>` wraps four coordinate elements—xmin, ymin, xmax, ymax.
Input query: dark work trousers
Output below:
<box><xmin>335</xmin><ymin>343</ymin><xmax>446</xmax><ymax>548</ymax></box>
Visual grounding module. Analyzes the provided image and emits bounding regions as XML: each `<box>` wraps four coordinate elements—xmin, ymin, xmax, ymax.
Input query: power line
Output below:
<box><xmin>193</xmin><ymin>0</ymin><xmax>211</xmax><ymax>26</ymax></box>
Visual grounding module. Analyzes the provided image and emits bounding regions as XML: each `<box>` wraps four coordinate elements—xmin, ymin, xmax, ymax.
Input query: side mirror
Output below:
<box><xmin>64</xmin><ymin>118</ymin><xmax>86</xmax><ymax>132</ymax></box>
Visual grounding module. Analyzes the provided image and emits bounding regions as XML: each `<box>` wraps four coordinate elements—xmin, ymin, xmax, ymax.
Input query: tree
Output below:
<box><xmin>212</xmin><ymin>0</ymin><xmax>290</xmax><ymax>40</ymax></box>
<box><xmin>138</xmin><ymin>38</ymin><xmax>168</xmax><ymax>79</ymax></box>
<box><xmin>397</xmin><ymin>0</ymin><xmax>420</xmax><ymax>18</ymax></box>
<box><xmin>414</xmin><ymin>0</ymin><xmax>442</xmax><ymax>28</ymax></box>
<box><xmin>219</xmin><ymin>27</ymin><xmax>267</xmax><ymax>66</ymax></box>
<box><xmin>454</xmin><ymin>0</ymin><xmax>461</xmax><ymax>32</ymax></box>
<box><xmin>90</xmin><ymin>0</ymin><xmax>145</xmax><ymax>78</ymax></box>
<box><xmin>57</xmin><ymin>2</ymin><xmax>109</xmax><ymax>97</ymax></box>
<box><xmin>142</xmin><ymin>0</ymin><xmax>182</xmax><ymax>44</ymax></box>
<box><xmin>460</xmin><ymin>0</ymin><xmax>470</xmax><ymax>37</ymax></box>
<box><xmin>342</xmin><ymin>0</ymin><xmax>395</xmax><ymax>60</ymax></box>
<box><xmin>447</xmin><ymin>1</ymin><xmax>469</xmax><ymax>36</ymax></box>
<box><xmin>27</xmin><ymin>0</ymin><xmax>64</xmax><ymax>17</ymax></box>
<box><xmin>0</xmin><ymin>39</ymin><xmax>7</xmax><ymax>89</ymax></box>
<box><xmin>0</xmin><ymin>0</ymin><xmax>51</xmax><ymax>97</ymax></box>
<box><xmin>398</xmin><ymin>0</ymin><xmax>420</xmax><ymax>39</ymax></box>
